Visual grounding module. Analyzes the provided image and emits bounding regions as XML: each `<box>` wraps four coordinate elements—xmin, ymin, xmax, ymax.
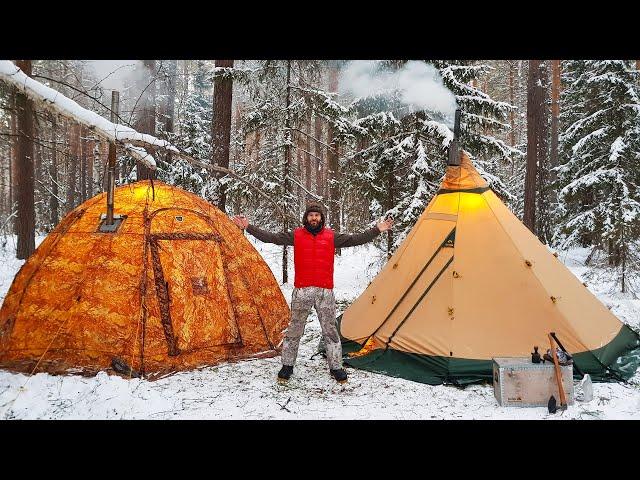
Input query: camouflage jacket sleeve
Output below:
<box><xmin>333</xmin><ymin>227</ymin><xmax>381</xmax><ymax>248</ymax></box>
<box><xmin>246</xmin><ymin>225</ymin><xmax>294</xmax><ymax>246</ymax></box>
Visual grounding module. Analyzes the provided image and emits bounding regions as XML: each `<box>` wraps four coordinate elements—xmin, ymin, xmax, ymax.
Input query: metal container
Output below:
<box><xmin>493</xmin><ymin>357</ymin><xmax>574</xmax><ymax>407</ymax></box>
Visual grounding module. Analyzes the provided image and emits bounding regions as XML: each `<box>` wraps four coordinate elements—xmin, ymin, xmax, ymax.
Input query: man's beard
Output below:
<box><xmin>305</xmin><ymin>220</ymin><xmax>323</xmax><ymax>235</ymax></box>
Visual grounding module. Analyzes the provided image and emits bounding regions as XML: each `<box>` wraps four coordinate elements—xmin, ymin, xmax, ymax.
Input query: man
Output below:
<box><xmin>233</xmin><ymin>202</ymin><xmax>393</xmax><ymax>384</ymax></box>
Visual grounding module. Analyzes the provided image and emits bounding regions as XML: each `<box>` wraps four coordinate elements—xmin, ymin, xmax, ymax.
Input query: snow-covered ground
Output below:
<box><xmin>0</xmin><ymin>234</ymin><xmax>639</xmax><ymax>420</ymax></box>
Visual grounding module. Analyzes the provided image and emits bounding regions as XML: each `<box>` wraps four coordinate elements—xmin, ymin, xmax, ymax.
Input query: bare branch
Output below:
<box><xmin>285</xmin><ymin>174</ymin><xmax>323</xmax><ymax>201</ymax></box>
<box><xmin>286</xmin><ymin>127</ymin><xmax>337</xmax><ymax>152</ymax></box>
<box><xmin>171</xmin><ymin>152</ymin><xmax>299</xmax><ymax>224</ymax></box>
<box><xmin>36</xmin><ymin>178</ymin><xmax>65</xmax><ymax>205</ymax></box>
<box><xmin>30</xmin><ymin>74</ymin><xmax>131</xmax><ymax>125</ymax></box>
<box><xmin>292</xmin><ymin>144</ymin><xmax>324</xmax><ymax>163</ymax></box>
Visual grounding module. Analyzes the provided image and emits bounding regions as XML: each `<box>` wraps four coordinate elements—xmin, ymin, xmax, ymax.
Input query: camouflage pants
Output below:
<box><xmin>281</xmin><ymin>287</ymin><xmax>342</xmax><ymax>370</ymax></box>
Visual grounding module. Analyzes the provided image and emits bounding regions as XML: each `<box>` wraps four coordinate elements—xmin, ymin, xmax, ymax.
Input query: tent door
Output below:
<box><xmin>149</xmin><ymin>233</ymin><xmax>241</xmax><ymax>356</ymax></box>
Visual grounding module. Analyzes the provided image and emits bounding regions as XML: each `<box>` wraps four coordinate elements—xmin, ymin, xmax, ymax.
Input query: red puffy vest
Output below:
<box><xmin>293</xmin><ymin>227</ymin><xmax>335</xmax><ymax>289</ymax></box>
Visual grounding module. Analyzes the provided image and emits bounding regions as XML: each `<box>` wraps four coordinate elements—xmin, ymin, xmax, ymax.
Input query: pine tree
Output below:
<box><xmin>225</xmin><ymin>60</ymin><xmax>342</xmax><ymax>227</ymax></box>
<box><xmin>220</xmin><ymin>60</ymin><xmax>359</xmax><ymax>281</ymax></box>
<box><xmin>157</xmin><ymin>59</ymin><xmax>178</xmax><ymax>165</ymax></box>
<box><xmin>211</xmin><ymin>59</ymin><xmax>234</xmax><ymax>212</ymax></box>
<box><xmin>557</xmin><ymin>60</ymin><xmax>640</xmax><ymax>293</ymax></box>
<box><xmin>13</xmin><ymin>60</ymin><xmax>36</xmax><ymax>259</ymax></box>
<box><xmin>134</xmin><ymin>60</ymin><xmax>156</xmax><ymax>181</ymax></box>
<box><xmin>479</xmin><ymin>60</ymin><xmax>530</xmax><ymax>217</ymax></box>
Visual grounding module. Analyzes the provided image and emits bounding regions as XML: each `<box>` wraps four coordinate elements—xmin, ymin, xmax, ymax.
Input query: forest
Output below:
<box><xmin>1</xmin><ymin>59</ymin><xmax>638</xmax><ymax>294</ymax></box>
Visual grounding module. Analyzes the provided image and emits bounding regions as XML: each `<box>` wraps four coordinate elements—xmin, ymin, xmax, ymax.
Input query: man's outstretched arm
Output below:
<box><xmin>232</xmin><ymin>215</ymin><xmax>294</xmax><ymax>246</ymax></box>
<box><xmin>333</xmin><ymin>217</ymin><xmax>393</xmax><ymax>248</ymax></box>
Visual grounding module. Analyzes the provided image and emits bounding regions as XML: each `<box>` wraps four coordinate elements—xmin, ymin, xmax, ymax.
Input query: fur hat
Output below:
<box><xmin>302</xmin><ymin>201</ymin><xmax>326</xmax><ymax>227</ymax></box>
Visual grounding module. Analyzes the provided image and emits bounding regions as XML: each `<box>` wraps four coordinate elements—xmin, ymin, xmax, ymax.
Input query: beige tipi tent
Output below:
<box><xmin>340</xmin><ymin>152</ymin><xmax>640</xmax><ymax>385</ymax></box>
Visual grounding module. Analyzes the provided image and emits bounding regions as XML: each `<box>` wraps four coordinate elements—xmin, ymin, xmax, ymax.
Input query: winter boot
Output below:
<box><xmin>330</xmin><ymin>368</ymin><xmax>348</xmax><ymax>384</ymax></box>
<box><xmin>277</xmin><ymin>365</ymin><xmax>294</xmax><ymax>383</ymax></box>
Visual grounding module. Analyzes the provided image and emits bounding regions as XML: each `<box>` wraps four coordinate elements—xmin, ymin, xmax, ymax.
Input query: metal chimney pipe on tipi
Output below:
<box><xmin>448</xmin><ymin>109</ymin><xmax>462</xmax><ymax>166</ymax></box>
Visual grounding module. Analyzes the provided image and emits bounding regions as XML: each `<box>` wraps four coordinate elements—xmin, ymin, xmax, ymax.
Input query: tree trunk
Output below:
<box><xmin>135</xmin><ymin>60</ymin><xmax>156</xmax><ymax>180</ymax></box>
<box><xmin>0</xmin><ymin>144</ymin><xmax>5</xmax><ymax>216</ymax></box>
<box><xmin>253</xmin><ymin>130</ymin><xmax>261</xmax><ymax>166</ymax></box>
<box><xmin>63</xmin><ymin>120</ymin><xmax>69</xmax><ymax>202</ymax></box>
<box><xmin>14</xmin><ymin>60</ymin><xmax>36</xmax><ymax>259</ymax></box>
<box><xmin>304</xmin><ymin>111</ymin><xmax>311</xmax><ymax>192</ymax></box>
<box><xmin>547</xmin><ymin>59</ymin><xmax>562</xmax><ymax>235</ymax></box>
<box><xmin>314</xmin><ymin>113</ymin><xmax>324</xmax><ymax>197</ymax></box>
<box><xmin>386</xmin><ymin>159</ymin><xmax>395</xmax><ymax>258</ymax></box>
<box><xmin>211</xmin><ymin>59</ymin><xmax>234</xmax><ymax>211</ymax></box>
<box><xmin>0</xmin><ymin>147</ymin><xmax>5</xmax><ymax>217</ymax></box>
<box><xmin>158</xmin><ymin>60</ymin><xmax>177</xmax><ymax>134</ymax></box>
<box><xmin>536</xmin><ymin>61</ymin><xmax>551</xmax><ymax>243</ymax></box>
<box><xmin>509</xmin><ymin>61</ymin><xmax>516</xmax><ymax>146</ymax></box>
<box><xmin>10</xmin><ymin>91</ymin><xmax>17</xmax><ymax>233</ymax></box>
<box><xmin>619</xmin><ymin>215</ymin><xmax>626</xmax><ymax>292</ymax></box>
<box><xmin>282</xmin><ymin>60</ymin><xmax>292</xmax><ymax>284</ymax></box>
<box><xmin>524</xmin><ymin>60</ymin><xmax>540</xmax><ymax>233</ymax></box>
<box><xmin>34</xmin><ymin>123</ymin><xmax>42</xmax><ymax>210</ymax></box>
<box><xmin>175</xmin><ymin>60</ymin><xmax>191</xmax><ymax>139</ymax></box>
<box><xmin>80</xmin><ymin>127</ymin><xmax>87</xmax><ymax>201</ymax></box>
<box><xmin>100</xmin><ymin>140</ymin><xmax>109</xmax><ymax>192</ymax></box>
<box><xmin>327</xmin><ymin>67</ymin><xmax>340</xmax><ymax>235</ymax></box>
<box><xmin>67</xmin><ymin>123</ymin><xmax>79</xmax><ymax>211</ymax></box>
<box><xmin>163</xmin><ymin>60</ymin><xmax>177</xmax><ymax>164</ymax></box>
<box><xmin>49</xmin><ymin>115</ymin><xmax>59</xmax><ymax>227</ymax></box>
<box><xmin>296</xmin><ymin>126</ymin><xmax>303</xmax><ymax>207</ymax></box>
<box><xmin>230</xmin><ymin>102</ymin><xmax>243</xmax><ymax>181</ymax></box>
<box><xmin>550</xmin><ymin>60</ymin><xmax>561</xmax><ymax>170</ymax></box>
<box><xmin>86</xmin><ymin>134</ymin><xmax>96</xmax><ymax>198</ymax></box>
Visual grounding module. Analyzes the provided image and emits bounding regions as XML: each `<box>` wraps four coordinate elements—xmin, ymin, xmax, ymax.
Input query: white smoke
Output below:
<box><xmin>338</xmin><ymin>60</ymin><xmax>457</xmax><ymax>125</ymax></box>
<box><xmin>84</xmin><ymin>60</ymin><xmax>144</xmax><ymax>92</ymax></box>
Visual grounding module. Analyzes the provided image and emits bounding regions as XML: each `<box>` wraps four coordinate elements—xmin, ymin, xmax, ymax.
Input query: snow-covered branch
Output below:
<box><xmin>124</xmin><ymin>144</ymin><xmax>156</xmax><ymax>169</ymax></box>
<box><xmin>0</xmin><ymin>60</ymin><xmax>182</xmax><ymax>170</ymax></box>
<box><xmin>0</xmin><ymin>60</ymin><xmax>302</xmax><ymax>223</ymax></box>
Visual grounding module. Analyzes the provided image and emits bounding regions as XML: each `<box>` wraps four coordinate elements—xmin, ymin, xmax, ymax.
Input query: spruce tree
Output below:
<box><xmin>557</xmin><ymin>60</ymin><xmax>640</xmax><ymax>293</ymax></box>
<box><xmin>160</xmin><ymin>60</ymin><xmax>216</xmax><ymax>198</ymax></box>
<box><xmin>225</xmin><ymin>60</ymin><xmax>347</xmax><ymax>230</ymax></box>
<box><xmin>344</xmin><ymin>60</ymin><xmax>520</xmax><ymax>254</ymax></box>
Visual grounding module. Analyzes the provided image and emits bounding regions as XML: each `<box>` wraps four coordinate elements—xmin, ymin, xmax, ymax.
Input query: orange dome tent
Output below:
<box><xmin>0</xmin><ymin>181</ymin><xmax>289</xmax><ymax>379</ymax></box>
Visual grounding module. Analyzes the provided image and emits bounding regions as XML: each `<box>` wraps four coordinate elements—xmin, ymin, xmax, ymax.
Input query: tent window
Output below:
<box><xmin>175</xmin><ymin>216</ymin><xmax>184</xmax><ymax>222</ymax></box>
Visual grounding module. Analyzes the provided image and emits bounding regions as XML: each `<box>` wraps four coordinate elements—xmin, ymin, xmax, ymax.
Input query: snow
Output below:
<box><xmin>124</xmin><ymin>144</ymin><xmax>156</xmax><ymax>168</ymax></box>
<box><xmin>0</xmin><ymin>235</ymin><xmax>639</xmax><ymax>419</ymax></box>
<box><xmin>609</xmin><ymin>136</ymin><xmax>625</xmax><ymax>162</ymax></box>
<box><xmin>571</xmin><ymin>127</ymin><xmax>608</xmax><ymax>154</ymax></box>
<box><xmin>0</xmin><ymin>60</ymin><xmax>178</xmax><ymax>169</ymax></box>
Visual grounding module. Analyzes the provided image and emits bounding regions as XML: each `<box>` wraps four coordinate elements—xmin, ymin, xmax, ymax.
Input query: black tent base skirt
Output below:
<box><xmin>340</xmin><ymin>321</ymin><xmax>640</xmax><ymax>387</ymax></box>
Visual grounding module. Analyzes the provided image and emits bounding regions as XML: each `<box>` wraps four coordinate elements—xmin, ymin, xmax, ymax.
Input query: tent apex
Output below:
<box><xmin>440</xmin><ymin>150</ymin><xmax>489</xmax><ymax>193</ymax></box>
